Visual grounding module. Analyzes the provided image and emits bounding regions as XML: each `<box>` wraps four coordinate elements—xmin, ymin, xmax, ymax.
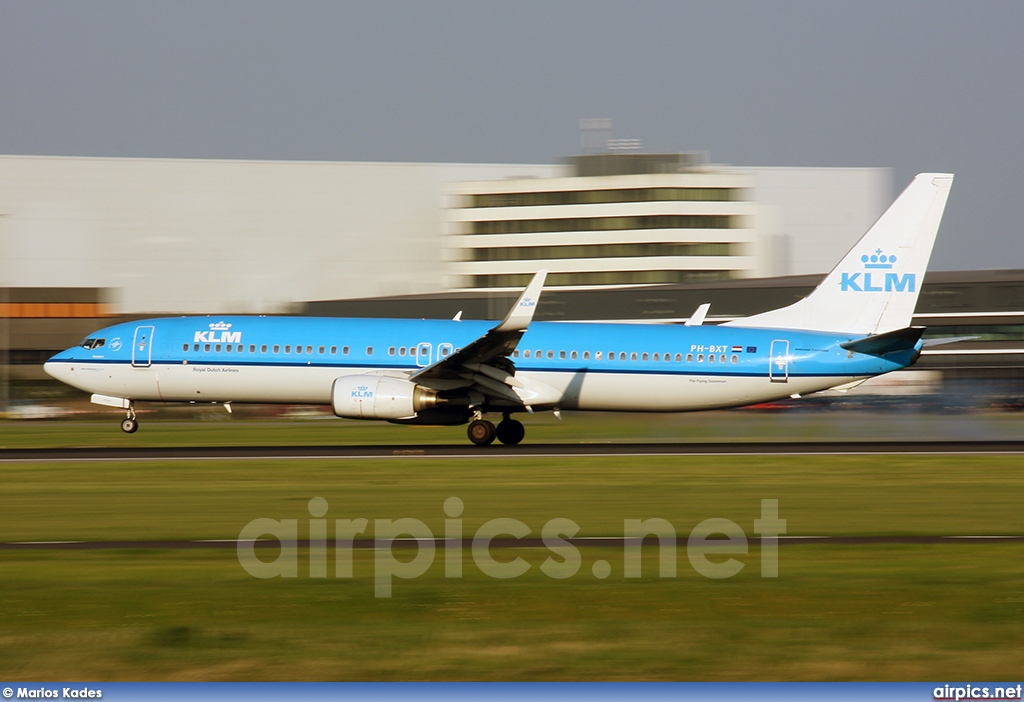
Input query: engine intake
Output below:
<box><xmin>332</xmin><ymin>375</ymin><xmax>439</xmax><ymax>420</ymax></box>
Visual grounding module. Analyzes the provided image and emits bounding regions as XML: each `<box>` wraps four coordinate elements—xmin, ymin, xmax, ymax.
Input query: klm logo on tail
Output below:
<box><xmin>840</xmin><ymin>249</ymin><xmax>915</xmax><ymax>293</ymax></box>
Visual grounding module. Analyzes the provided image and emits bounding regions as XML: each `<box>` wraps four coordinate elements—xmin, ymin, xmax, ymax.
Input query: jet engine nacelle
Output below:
<box><xmin>332</xmin><ymin>375</ymin><xmax>439</xmax><ymax>420</ymax></box>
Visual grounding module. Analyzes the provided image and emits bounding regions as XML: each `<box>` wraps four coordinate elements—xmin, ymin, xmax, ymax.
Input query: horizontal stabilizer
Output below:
<box><xmin>840</xmin><ymin>326</ymin><xmax>926</xmax><ymax>356</ymax></box>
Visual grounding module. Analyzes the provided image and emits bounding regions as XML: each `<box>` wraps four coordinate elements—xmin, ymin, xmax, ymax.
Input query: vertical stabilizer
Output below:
<box><xmin>724</xmin><ymin>173</ymin><xmax>953</xmax><ymax>334</ymax></box>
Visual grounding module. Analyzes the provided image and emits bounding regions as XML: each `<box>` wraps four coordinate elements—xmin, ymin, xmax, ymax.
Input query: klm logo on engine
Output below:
<box><xmin>351</xmin><ymin>384</ymin><xmax>373</xmax><ymax>399</ymax></box>
<box><xmin>840</xmin><ymin>249</ymin><xmax>915</xmax><ymax>293</ymax></box>
<box><xmin>194</xmin><ymin>321</ymin><xmax>242</xmax><ymax>344</ymax></box>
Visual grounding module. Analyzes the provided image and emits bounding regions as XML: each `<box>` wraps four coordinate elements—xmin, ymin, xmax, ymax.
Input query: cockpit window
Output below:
<box><xmin>80</xmin><ymin>338</ymin><xmax>105</xmax><ymax>350</ymax></box>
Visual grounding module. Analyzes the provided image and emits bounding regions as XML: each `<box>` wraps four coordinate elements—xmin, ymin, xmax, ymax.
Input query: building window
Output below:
<box><xmin>471</xmin><ymin>214</ymin><xmax>732</xmax><ymax>236</ymax></box>
<box><xmin>469</xmin><ymin>270</ymin><xmax>733</xmax><ymax>289</ymax></box>
<box><xmin>464</xmin><ymin>242</ymin><xmax>738</xmax><ymax>263</ymax></box>
<box><xmin>471</xmin><ymin>187</ymin><xmax>739</xmax><ymax>208</ymax></box>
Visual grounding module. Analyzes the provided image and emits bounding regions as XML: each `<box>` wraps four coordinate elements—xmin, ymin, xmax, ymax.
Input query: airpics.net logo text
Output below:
<box><xmin>236</xmin><ymin>498</ymin><xmax>786</xmax><ymax>597</ymax></box>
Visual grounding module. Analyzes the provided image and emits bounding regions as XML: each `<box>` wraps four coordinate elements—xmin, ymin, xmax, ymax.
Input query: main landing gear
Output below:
<box><xmin>467</xmin><ymin>414</ymin><xmax>525</xmax><ymax>446</ymax></box>
<box><xmin>120</xmin><ymin>402</ymin><xmax>138</xmax><ymax>433</ymax></box>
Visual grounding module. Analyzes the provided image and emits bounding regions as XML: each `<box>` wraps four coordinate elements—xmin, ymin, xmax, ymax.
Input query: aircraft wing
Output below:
<box><xmin>411</xmin><ymin>270</ymin><xmax>546</xmax><ymax>383</ymax></box>
<box><xmin>410</xmin><ymin>271</ymin><xmax>560</xmax><ymax>409</ymax></box>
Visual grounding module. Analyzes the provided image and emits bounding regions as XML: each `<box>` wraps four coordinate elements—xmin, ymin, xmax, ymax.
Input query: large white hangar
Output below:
<box><xmin>0</xmin><ymin>153</ymin><xmax>888</xmax><ymax>315</ymax></box>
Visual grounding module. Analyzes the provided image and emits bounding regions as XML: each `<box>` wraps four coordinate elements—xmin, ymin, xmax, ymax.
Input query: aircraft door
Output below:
<box><xmin>769</xmin><ymin>339</ymin><xmax>789</xmax><ymax>383</ymax></box>
<box><xmin>132</xmin><ymin>325</ymin><xmax>155</xmax><ymax>368</ymax></box>
<box><xmin>416</xmin><ymin>342</ymin><xmax>432</xmax><ymax>368</ymax></box>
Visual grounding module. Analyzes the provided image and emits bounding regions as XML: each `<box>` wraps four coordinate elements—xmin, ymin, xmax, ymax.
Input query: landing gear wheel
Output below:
<box><xmin>121</xmin><ymin>417</ymin><xmax>139</xmax><ymax>434</ymax></box>
<box><xmin>496</xmin><ymin>418</ymin><xmax>525</xmax><ymax>445</ymax></box>
<box><xmin>467</xmin><ymin>419</ymin><xmax>496</xmax><ymax>446</ymax></box>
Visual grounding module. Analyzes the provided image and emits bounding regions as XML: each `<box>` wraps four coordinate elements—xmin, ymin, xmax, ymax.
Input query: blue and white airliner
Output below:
<box><xmin>46</xmin><ymin>174</ymin><xmax>956</xmax><ymax>445</ymax></box>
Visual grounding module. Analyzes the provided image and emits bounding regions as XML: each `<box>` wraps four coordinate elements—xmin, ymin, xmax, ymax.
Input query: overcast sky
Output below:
<box><xmin>1</xmin><ymin>1</ymin><xmax>1022</xmax><ymax>271</ymax></box>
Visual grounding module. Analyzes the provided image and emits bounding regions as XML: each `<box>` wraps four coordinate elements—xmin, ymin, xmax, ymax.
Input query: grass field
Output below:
<box><xmin>1</xmin><ymin>418</ymin><xmax>1023</xmax><ymax>680</ymax></box>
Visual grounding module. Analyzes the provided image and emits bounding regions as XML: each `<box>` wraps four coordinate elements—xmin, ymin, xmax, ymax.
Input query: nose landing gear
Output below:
<box><xmin>120</xmin><ymin>403</ymin><xmax>138</xmax><ymax>433</ymax></box>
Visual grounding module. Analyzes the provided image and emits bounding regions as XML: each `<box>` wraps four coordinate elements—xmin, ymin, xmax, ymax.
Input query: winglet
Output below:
<box><xmin>494</xmin><ymin>270</ymin><xmax>547</xmax><ymax>333</ymax></box>
<box><xmin>684</xmin><ymin>303</ymin><xmax>711</xmax><ymax>327</ymax></box>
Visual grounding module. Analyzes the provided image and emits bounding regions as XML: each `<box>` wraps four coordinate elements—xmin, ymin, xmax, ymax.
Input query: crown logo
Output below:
<box><xmin>861</xmin><ymin>248</ymin><xmax>896</xmax><ymax>270</ymax></box>
<box><xmin>209</xmin><ymin>321</ymin><xmax>232</xmax><ymax>330</ymax></box>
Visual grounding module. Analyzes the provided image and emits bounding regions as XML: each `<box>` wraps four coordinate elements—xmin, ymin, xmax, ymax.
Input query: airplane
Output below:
<box><xmin>45</xmin><ymin>173</ymin><xmax>955</xmax><ymax>446</ymax></box>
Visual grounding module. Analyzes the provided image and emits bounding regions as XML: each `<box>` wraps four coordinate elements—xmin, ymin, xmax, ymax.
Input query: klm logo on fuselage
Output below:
<box><xmin>194</xmin><ymin>321</ymin><xmax>242</xmax><ymax>344</ymax></box>
<box><xmin>840</xmin><ymin>249</ymin><xmax>915</xmax><ymax>293</ymax></box>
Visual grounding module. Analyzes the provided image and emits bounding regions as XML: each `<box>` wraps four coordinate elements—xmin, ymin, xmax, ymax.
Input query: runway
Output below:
<box><xmin>2</xmin><ymin>535</ymin><xmax>1023</xmax><ymax>551</ymax></box>
<box><xmin>2</xmin><ymin>439</ymin><xmax>1023</xmax><ymax>462</ymax></box>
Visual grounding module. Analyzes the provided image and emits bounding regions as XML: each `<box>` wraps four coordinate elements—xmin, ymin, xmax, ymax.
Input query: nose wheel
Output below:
<box><xmin>120</xmin><ymin>403</ymin><xmax>138</xmax><ymax>433</ymax></box>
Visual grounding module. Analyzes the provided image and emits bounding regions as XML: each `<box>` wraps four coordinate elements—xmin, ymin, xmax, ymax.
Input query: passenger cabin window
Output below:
<box><xmin>330</xmin><ymin>346</ymin><xmax>338</xmax><ymax>354</ymax></box>
<box><xmin>204</xmin><ymin>344</ymin><xmax>211</xmax><ymax>352</ymax></box>
<box><xmin>686</xmin><ymin>353</ymin><xmax>693</xmax><ymax>363</ymax></box>
<box><xmin>193</xmin><ymin>344</ymin><xmax>199</xmax><ymax>352</ymax></box>
<box><xmin>389</xmin><ymin>347</ymin><xmax>396</xmax><ymax>356</ymax></box>
<box><xmin>182</xmin><ymin>343</ymin><xmax>188</xmax><ymax>352</ymax></box>
<box><xmin>342</xmin><ymin>346</ymin><xmax>349</xmax><ymax>355</ymax></box>
<box><xmin>698</xmin><ymin>354</ymin><xmax>705</xmax><ymax>362</ymax></box>
<box><xmin>306</xmin><ymin>346</ymin><xmax>313</xmax><ymax>354</ymax></box>
<box><xmin>249</xmin><ymin>344</ymin><xmax>256</xmax><ymax>353</ymax></box>
<box><xmin>284</xmin><ymin>345</ymin><xmax>291</xmax><ymax>353</ymax></box>
<box><xmin>318</xmin><ymin>346</ymin><xmax>325</xmax><ymax>354</ymax></box>
<box><xmin>547</xmin><ymin>350</ymin><xmax>554</xmax><ymax>359</ymax></box>
<box><xmin>595</xmin><ymin>352</ymin><xmax>602</xmax><ymax>360</ymax></box>
<box><xmin>273</xmin><ymin>345</ymin><xmax>280</xmax><ymax>354</ymax></box>
<box><xmin>582</xmin><ymin>351</ymin><xmax>590</xmax><ymax>360</ymax></box>
<box><xmin>674</xmin><ymin>353</ymin><xmax>682</xmax><ymax>362</ymax></box>
<box><xmin>731</xmin><ymin>354</ymin><xmax>738</xmax><ymax>363</ymax></box>
<box><xmin>571</xmin><ymin>351</ymin><xmax>578</xmax><ymax>360</ymax></box>
<box><xmin>559</xmin><ymin>351</ymin><xmax>566</xmax><ymax>359</ymax></box>
<box><xmin>261</xmin><ymin>345</ymin><xmax>268</xmax><ymax>353</ymax></box>
<box><xmin>366</xmin><ymin>346</ymin><xmax>373</xmax><ymax>355</ymax></box>
<box><xmin>642</xmin><ymin>352</ymin><xmax>649</xmax><ymax>361</ymax></box>
<box><xmin>523</xmin><ymin>350</ymin><xmax>530</xmax><ymax>358</ymax></box>
<box><xmin>399</xmin><ymin>347</ymin><xmax>406</xmax><ymax>356</ymax></box>
<box><xmin>653</xmin><ymin>353</ymin><xmax>660</xmax><ymax>361</ymax></box>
